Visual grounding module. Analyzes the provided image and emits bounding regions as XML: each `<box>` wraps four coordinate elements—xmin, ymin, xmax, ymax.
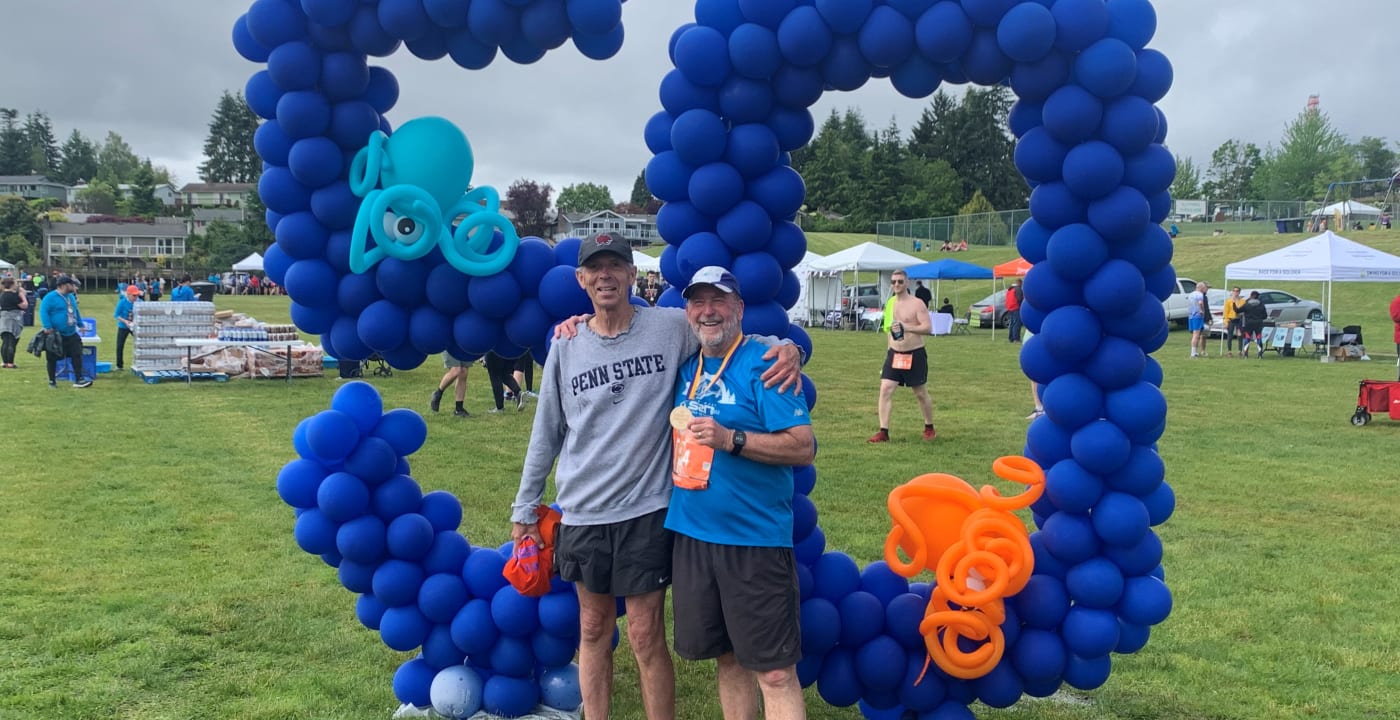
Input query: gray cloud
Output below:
<box><xmin>2</xmin><ymin>1</ymin><xmax>1395</xmax><ymax>202</ymax></box>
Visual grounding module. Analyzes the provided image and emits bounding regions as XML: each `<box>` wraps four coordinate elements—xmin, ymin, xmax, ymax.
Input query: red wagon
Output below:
<box><xmin>1351</xmin><ymin>379</ymin><xmax>1400</xmax><ymax>426</ymax></box>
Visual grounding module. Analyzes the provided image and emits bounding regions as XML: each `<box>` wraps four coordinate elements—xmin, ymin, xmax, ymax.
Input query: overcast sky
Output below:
<box><xmin>2</xmin><ymin>1</ymin><xmax>1396</xmax><ymax>204</ymax></box>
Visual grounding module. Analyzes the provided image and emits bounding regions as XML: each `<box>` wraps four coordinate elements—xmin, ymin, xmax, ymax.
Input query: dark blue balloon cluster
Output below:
<box><xmin>278</xmin><ymin>382</ymin><xmax>587</xmax><ymax>716</ymax></box>
<box><xmin>234</xmin><ymin>0</ymin><xmax>626</xmax><ymax>369</ymax></box>
<box><xmin>645</xmin><ymin>0</ymin><xmax>1175</xmax><ymax>717</ymax></box>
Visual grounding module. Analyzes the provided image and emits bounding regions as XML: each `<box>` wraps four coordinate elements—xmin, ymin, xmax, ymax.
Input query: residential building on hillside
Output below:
<box><xmin>189</xmin><ymin>207</ymin><xmax>247</xmax><ymax>235</ymax></box>
<box><xmin>557</xmin><ymin>209</ymin><xmax>658</xmax><ymax>245</ymax></box>
<box><xmin>66</xmin><ymin>182</ymin><xmax>179</xmax><ymax>207</ymax></box>
<box><xmin>179</xmin><ymin>182</ymin><xmax>255</xmax><ymax>207</ymax></box>
<box><xmin>0</xmin><ymin>175</ymin><xmax>69</xmax><ymax>203</ymax></box>
<box><xmin>43</xmin><ymin>218</ymin><xmax>189</xmax><ymax>267</ymax></box>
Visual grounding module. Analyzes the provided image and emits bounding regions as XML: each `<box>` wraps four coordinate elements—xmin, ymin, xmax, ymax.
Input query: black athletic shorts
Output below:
<box><xmin>554</xmin><ymin>508</ymin><xmax>673</xmax><ymax>597</ymax></box>
<box><xmin>671</xmin><ymin>534</ymin><xmax>801</xmax><ymax>672</ymax></box>
<box><xmin>880</xmin><ymin>347</ymin><xmax>928</xmax><ymax>387</ymax></box>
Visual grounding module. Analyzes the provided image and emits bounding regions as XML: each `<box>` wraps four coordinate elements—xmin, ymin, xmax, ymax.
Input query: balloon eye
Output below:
<box><xmin>382</xmin><ymin>211</ymin><xmax>425</xmax><ymax>244</ymax></box>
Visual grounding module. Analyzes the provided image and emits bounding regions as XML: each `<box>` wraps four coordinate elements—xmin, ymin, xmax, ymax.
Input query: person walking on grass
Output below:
<box><xmin>39</xmin><ymin>276</ymin><xmax>90</xmax><ymax>389</ymax></box>
<box><xmin>430</xmin><ymin>355</ymin><xmax>471</xmax><ymax>417</ymax></box>
<box><xmin>869</xmin><ymin>269</ymin><xmax>936</xmax><ymax>443</ymax></box>
<box><xmin>1389</xmin><ymin>288</ymin><xmax>1400</xmax><ymax>379</ymax></box>
<box><xmin>483</xmin><ymin>351</ymin><xmax>526</xmax><ymax>413</ymax></box>
<box><xmin>0</xmin><ymin>277</ymin><xmax>27</xmax><ymax>368</ymax></box>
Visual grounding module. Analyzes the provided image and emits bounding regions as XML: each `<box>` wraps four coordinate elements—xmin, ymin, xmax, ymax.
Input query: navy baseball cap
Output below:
<box><xmin>683</xmin><ymin>266</ymin><xmax>741</xmax><ymax>299</ymax></box>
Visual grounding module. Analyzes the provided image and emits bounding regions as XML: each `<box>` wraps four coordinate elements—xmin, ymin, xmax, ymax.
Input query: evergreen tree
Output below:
<box><xmin>127</xmin><ymin>159</ymin><xmax>163</xmax><ymax>217</ymax></box>
<box><xmin>198</xmin><ymin>90</ymin><xmax>262</xmax><ymax>183</ymax></box>
<box><xmin>96</xmin><ymin>131</ymin><xmax>141</xmax><ymax>184</ymax></box>
<box><xmin>1350</xmin><ymin>136</ymin><xmax>1397</xmax><ymax>182</ymax></box>
<box><xmin>22</xmin><ymin>111</ymin><xmax>59</xmax><ymax>176</ymax></box>
<box><xmin>56</xmin><ymin>129</ymin><xmax>99</xmax><ymax>185</ymax></box>
<box><xmin>0</xmin><ymin>109</ymin><xmax>28</xmax><ymax>175</ymax></box>
<box><xmin>629</xmin><ymin>170</ymin><xmax>653</xmax><ymax>208</ymax></box>
<box><xmin>243</xmin><ymin>189</ymin><xmax>273</xmax><ymax>250</ymax></box>
<box><xmin>556</xmin><ymin>182</ymin><xmax>614</xmax><ymax>214</ymax></box>
<box><xmin>503</xmin><ymin>178</ymin><xmax>554</xmax><ymax>238</ymax></box>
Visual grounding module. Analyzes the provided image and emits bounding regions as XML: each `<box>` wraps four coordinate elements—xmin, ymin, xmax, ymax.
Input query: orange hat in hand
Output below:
<box><xmin>503</xmin><ymin>505</ymin><xmax>563</xmax><ymax>597</ymax></box>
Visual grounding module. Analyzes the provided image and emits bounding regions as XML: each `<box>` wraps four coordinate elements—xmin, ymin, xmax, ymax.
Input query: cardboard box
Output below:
<box><xmin>1331</xmin><ymin>346</ymin><xmax>1348</xmax><ymax>361</ymax></box>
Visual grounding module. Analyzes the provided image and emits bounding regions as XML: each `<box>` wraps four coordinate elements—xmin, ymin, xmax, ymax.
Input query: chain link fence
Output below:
<box><xmin>876</xmin><ymin>209</ymin><xmax>1031</xmax><ymax>253</ymax></box>
<box><xmin>878</xmin><ymin>197</ymin><xmax>1398</xmax><ymax>251</ymax></box>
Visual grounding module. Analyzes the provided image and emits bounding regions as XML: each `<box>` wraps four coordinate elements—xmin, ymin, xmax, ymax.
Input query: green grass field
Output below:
<box><xmin>4</xmin><ymin>231</ymin><xmax>1399</xmax><ymax>719</ymax></box>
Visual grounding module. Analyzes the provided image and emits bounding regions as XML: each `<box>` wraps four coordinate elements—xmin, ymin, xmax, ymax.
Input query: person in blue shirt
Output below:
<box><xmin>114</xmin><ymin>284</ymin><xmax>140</xmax><ymax>370</ymax></box>
<box><xmin>666</xmin><ymin>266</ymin><xmax>814</xmax><ymax>720</ymax></box>
<box><xmin>170</xmin><ymin>275</ymin><xmax>196</xmax><ymax>302</ymax></box>
<box><xmin>39</xmin><ymin>275</ymin><xmax>90</xmax><ymax>388</ymax></box>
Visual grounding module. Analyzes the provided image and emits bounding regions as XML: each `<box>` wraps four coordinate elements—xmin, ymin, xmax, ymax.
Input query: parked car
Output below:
<box><xmin>1209</xmin><ymin>289</ymin><xmax>1326</xmax><ymax>326</ymax></box>
<box><xmin>842</xmin><ymin>283</ymin><xmax>882</xmax><ymax>311</ymax></box>
<box><xmin>1162</xmin><ymin>277</ymin><xmax>1227</xmax><ymax>325</ymax></box>
<box><xmin>970</xmin><ymin>289</ymin><xmax>1010</xmax><ymax>328</ymax></box>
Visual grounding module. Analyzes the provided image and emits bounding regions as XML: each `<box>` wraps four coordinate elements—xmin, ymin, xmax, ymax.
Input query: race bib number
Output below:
<box><xmin>671</xmin><ymin>428</ymin><xmax>713</xmax><ymax>491</ymax></box>
<box><xmin>892</xmin><ymin>352</ymin><xmax>913</xmax><ymax>370</ymax></box>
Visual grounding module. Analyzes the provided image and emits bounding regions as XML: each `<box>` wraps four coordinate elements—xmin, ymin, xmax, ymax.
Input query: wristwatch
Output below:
<box><xmin>729</xmin><ymin>429</ymin><xmax>747</xmax><ymax>456</ymax></box>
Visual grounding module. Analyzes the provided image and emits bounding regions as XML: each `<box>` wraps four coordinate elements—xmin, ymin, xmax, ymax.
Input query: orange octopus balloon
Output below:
<box><xmin>884</xmin><ymin>456</ymin><xmax>1045</xmax><ymax>680</ymax></box>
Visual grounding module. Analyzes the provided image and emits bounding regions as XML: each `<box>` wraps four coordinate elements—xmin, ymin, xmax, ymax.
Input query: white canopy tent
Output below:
<box><xmin>0</xmin><ymin>258</ymin><xmax>15</xmax><ymax>270</ymax></box>
<box><xmin>232</xmin><ymin>252</ymin><xmax>265</xmax><ymax>272</ymax></box>
<box><xmin>633</xmin><ymin>252</ymin><xmax>661</xmax><ymax>273</ymax></box>
<box><xmin>1224</xmin><ymin>231</ymin><xmax>1400</xmax><ymax>333</ymax></box>
<box><xmin>1310</xmin><ymin>200</ymin><xmax>1384</xmax><ymax>217</ymax></box>
<box><xmin>786</xmin><ymin>251</ymin><xmax>834</xmax><ymax>326</ymax></box>
<box><xmin>809</xmin><ymin>243</ymin><xmax>922</xmax><ymax>315</ymax></box>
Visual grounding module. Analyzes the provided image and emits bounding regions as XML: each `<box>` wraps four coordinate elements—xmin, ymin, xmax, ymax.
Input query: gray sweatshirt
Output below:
<box><xmin>512</xmin><ymin>306</ymin><xmax>789</xmax><ymax>526</ymax></box>
<box><xmin>512</xmin><ymin>306</ymin><xmax>698</xmax><ymax>526</ymax></box>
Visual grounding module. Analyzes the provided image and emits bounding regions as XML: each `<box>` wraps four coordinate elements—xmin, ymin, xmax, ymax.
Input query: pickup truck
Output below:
<box><xmin>1162</xmin><ymin>277</ymin><xmax>1226</xmax><ymax>325</ymax></box>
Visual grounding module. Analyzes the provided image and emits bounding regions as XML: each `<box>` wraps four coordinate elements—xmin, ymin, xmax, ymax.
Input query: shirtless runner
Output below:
<box><xmin>869</xmin><ymin>269</ymin><xmax>936</xmax><ymax>443</ymax></box>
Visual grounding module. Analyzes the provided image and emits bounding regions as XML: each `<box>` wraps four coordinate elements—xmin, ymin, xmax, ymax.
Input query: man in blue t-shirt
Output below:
<box><xmin>170</xmin><ymin>275</ymin><xmax>196</xmax><ymax>302</ymax></box>
<box><xmin>39</xmin><ymin>275</ymin><xmax>90</xmax><ymax>388</ymax></box>
<box><xmin>667</xmin><ymin>266</ymin><xmax>815</xmax><ymax>720</ymax></box>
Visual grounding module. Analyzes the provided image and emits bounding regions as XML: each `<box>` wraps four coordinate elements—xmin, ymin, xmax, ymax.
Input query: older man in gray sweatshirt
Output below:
<box><xmin>511</xmin><ymin>232</ymin><xmax>801</xmax><ymax>720</ymax></box>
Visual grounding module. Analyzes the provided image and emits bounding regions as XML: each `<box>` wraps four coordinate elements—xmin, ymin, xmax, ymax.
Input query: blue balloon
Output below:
<box><xmin>1130</xmin><ymin>49</ymin><xmax>1173</xmax><ymax>102</ymax></box>
<box><xmin>817</xmin><ymin>0</ymin><xmax>872</xmax><ymax>34</ymax></box>
<box><xmin>393</xmin><ymin>657</ymin><xmax>436</xmax><ymax>707</ymax></box>
<box><xmin>381</xmin><ymin>604</ymin><xmax>433</xmax><ymax>651</ymax></box>
<box><xmin>539</xmin><ymin>664</ymin><xmax>582</xmax><ymax>711</ymax></box>
<box><xmin>670</xmin><ymin>109</ymin><xmax>728</xmax><ymax>166</ymax></box>
<box><xmin>521</xmin><ymin>0</ymin><xmax>571</xmax><ymax>49</ymax></box>
<box><xmin>483</xmin><ymin>674</ymin><xmax>539</xmax><ymax>717</ymax></box>
<box><xmin>337</xmin><ymin>515</ymin><xmax>388</xmax><ymax>564</ymax></box>
<box><xmin>858</xmin><ymin>561</ymin><xmax>909</xmax><ymax>606</ymax></box>
<box><xmin>674</xmin><ymin>26</ymin><xmax>731</xmax><ymax>87</ymax></box>
<box><xmin>1064</xmin><ymin>652</ymin><xmax>1113</xmax><ymax>690</ymax></box>
<box><xmin>1045</xmin><ymin>223</ymin><xmax>1109</xmax><ymax>281</ymax></box>
<box><xmin>837</xmin><ymin>591</ymin><xmax>884</xmax><ymax>648</ymax></box>
<box><xmin>799</xmin><ymin>597</ymin><xmax>840</xmax><ymax>655</ymax></box>
<box><xmin>645</xmin><ymin>150</ymin><xmax>694</xmax><ymax>203</ymax></box>
<box><xmin>729</xmin><ymin>23</ymin><xmax>782</xmax><ymax>79</ymax></box>
<box><xmin>419</xmin><ymin>573</ymin><xmax>471</xmax><ymax>624</ymax></box>
<box><xmin>1051</xmin><ymin>0</ymin><xmax>1109</xmax><ymax>52</ymax></box>
<box><xmin>996</xmin><ymin>2</ymin><xmax>1055</xmax><ymax>62</ymax></box>
<box><xmin>317</xmin><ymin>471</ymin><xmax>371</xmax><ymax>522</ymax></box>
<box><xmin>1075</xmin><ymin>38</ymin><xmax>1137</xmax><ymax>98</ymax></box>
<box><xmin>373</xmin><ymin>559</ymin><xmax>426</xmax><ymax>608</ymax></box>
<box><xmin>464</xmin><ymin>545</ymin><xmax>508</xmax><ymax>599</ymax></box>
<box><xmin>1066</xmin><ymin>556</ymin><xmax>1126</xmax><ymax>608</ymax></box>
<box><xmin>816</xmin><ymin>648</ymin><xmax>862</xmax><ymax>707</ymax></box>
<box><xmin>277</xmin><ymin>458</ymin><xmax>326</xmax><ymax>509</ymax></box>
<box><xmin>1091</xmin><ymin>491</ymin><xmax>1151</xmax><ymax>547</ymax></box>
<box><xmin>373</xmin><ymin>408</ymin><xmax>429</xmax><ymax>456</ymax></box>
<box><xmin>1045</xmin><ymin>459</ymin><xmax>1105</xmax><ymax>514</ymax></box>
<box><xmin>777</xmin><ymin>5</ymin><xmax>832</xmax><ymax>67</ymax></box>
<box><xmin>820</xmin><ymin>36</ymin><xmax>870</xmax><ymax>91</ymax></box>
<box><xmin>1061</xmin><ymin>141</ymin><xmax>1124</xmax><ymax>202</ymax></box>
<box><xmin>858</xmin><ymin>6</ymin><xmax>915</xmax><ymax>68</ymax></box>
<box><xmin>1013</xmin><ymin>127</ymin><xmax>1067</xmax><ymax>185</ymax></box>
<box><xmin>747</xmin><ymin>164</ymin><xmax>805</xmax><ymax>220</ymax></box>
<box><xmin>451</xmin><ymin>598</ymin><xmax>499</xmax><ymax>655</ymax></box>
<box><xmin>1106</xmin><ymin>445</ymin><xmax>1165</xmax><ymax>497</ymax></box>
<box><xmin>232</xmin><ymin>13</ymin><xmax>271</xmax><ymax>63</ymax></box>
<box><xmin>1062</xmin><ymin>605</ymin><xmax>1120</xmax><ymax>658</ymax></box>
<box><xmin>1012</xmin><ymin>628</ymin><xmax>1066</xmax><ymax>683</ymax></box>
<box><xmin>1041</xmin><ymin>84</ymin><xmax>1103</xmax><ymax>144</ymax></box>
<box><xmin>718</xmin><ymin>76</ymin><xmax>774</xmax><ymax>124</ymax></box>
<box><xmin>566</xmin><ymin>0</ymin><xmax>621</xmax><ymax>35</ymax></box>
<box><xmin>294</xmin><ymin>508</ymin><xmax>339</xmax><ymax>555</ymax></box>
<box><xmin>1118</xmin><ymin>575</ymin><xmax>1172</xmax><ymax>626</ymax></box>
<box><xmin>915</xmin><ymin>2</ymin><xmax>972</xmax><ymax>62</ymax></box>
<box><xmin>1088</xmin><ymin>186</ymin><xmax>1151</xmax><ymax>243</ymax></box>
<box><xmin>288</xmin><ymin>136</ymin><xmax>343</xmax><ymax>189</ymax></box>
<box><xmin>358</xmin><ymin>299</ymin><xmax>410</xmax><ymax>352</ymax></box>
<box><xmin>1108</xmin><ymin>0</ymin><xmax>1157</xmax><ymax>49</ymax></box>
<box><xmin>430</xmin><ymin>665</ymin><xmax>484</xmax><ymax>719</ymax></box>
<box><xmin>1041</xmin><ymin>373</ymin><xmax>1103</xmax><ymax>430</ymax></box>
<box><xmin>1010</xmin><ymin>50</ymin><xmax>1071</xmax><ymax>102</ymax></box>
<box><xmin>1040</xmin><ymin>511</ymin><xmax>1100</xmax><ymax>565</ymax></box>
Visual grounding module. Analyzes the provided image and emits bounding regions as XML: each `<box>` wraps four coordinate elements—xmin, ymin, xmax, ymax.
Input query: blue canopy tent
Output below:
<box><xmin>904</xmin><ymin>258</ymin><xmax>993</xmax><ymax>310</ymax></box>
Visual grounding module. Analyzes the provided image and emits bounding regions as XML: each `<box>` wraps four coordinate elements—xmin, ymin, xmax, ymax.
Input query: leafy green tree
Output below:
<box><xmin>203</xmin><ymin>219</ymin><xmax>262</xmax><ymax>268</ymax></box>
<box><xmin>198</xmin><ymin>90</ymin><xmax>262</xmax><ymax>183</ymax></box>
<box><xmin>954</xmin><ymin>190</ymin><xmax>1010</xmax><ymax>245</ymax></box>
<box><xmin>1252</xmin><ymin>109</ymin><xmax>1348</xmax><ymax>200</ymax></box>
<box><xmin>23</xmin><ymin>111</ymin><xmax>59</xmax><ymax>176</ymax></box>
<box><xmin>1201</xmin><ymin>139</ymin><xmax>1262</xmax><ymax>202</ymax></box>
<box><xmin>0</xmin><ymin>196</ymin><xmax>42</xmax><ymax>247</ymax></box>
<box><xmin>74</xmin><ymin>180</ymin><xmax>118</xmax><ymax>214</ymax></box>
<box><xmin>898</xmin><ymin>156</ymin><xmax>962</xmax><ymax>220</ymax></box>
<box><xmin>556</xmin><ymin>182</ymin><xmax>614</xmax><ymax>214</ymax></box>
<box><xmin>1170</xmin><ymin>154</ymin><xmax>1202</xmax><ymax>199</ymax></box>
<box><xmin>56</xmin><ymin>129</ymin><xmax>99</xmax><ymax>185</ymax></box>
<box><xmin>96</xmin><ymin>132</ymin><xmax>140</xmax><ymax>184</ymax></box>
<box><xmin>0</xmin><ymin>233</ymin><xmax>40</xmax><ymax>265</ymax></box>
<box><xmin>1350</xmin><ymin>136</ymin><xmax>1396</xmax><ymax>182</ymax></box>
<box><xmin>504</xmin><ymin>178</ymin><xmax>554</xmax><ymax>238</ymax></box>
<box><xmin>0</xmin><ymin>109</ymin><xmax>28</xmax><ymax>175</ymax></box>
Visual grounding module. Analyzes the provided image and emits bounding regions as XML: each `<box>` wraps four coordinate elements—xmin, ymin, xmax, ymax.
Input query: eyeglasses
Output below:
<box><xmin>891</xmin><ymin>280</ymin><xmax>905</xmax><ymax>285</ymax></box>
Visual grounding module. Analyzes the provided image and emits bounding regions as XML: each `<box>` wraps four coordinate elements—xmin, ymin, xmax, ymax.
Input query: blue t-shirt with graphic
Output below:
<box><xmin>666</xmin><ymin>339</ymin><xmax>811</xmax><ymax>548</ymax></box>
